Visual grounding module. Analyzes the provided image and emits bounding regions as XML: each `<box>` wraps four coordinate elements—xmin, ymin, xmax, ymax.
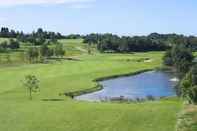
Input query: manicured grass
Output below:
<box><xmin>0</xmin><ymin>99</ymin><xmax>181</xmax><ymax>131</ymax></box>
<box><xmin>0</xmin><ymin>51</ymin><xmax>182</xmax><ymax>131</ymax></box>
<box><xmin>58</xmin><ymin>39</ymin><xmax>90</xmax><ymax>56</ymax></box>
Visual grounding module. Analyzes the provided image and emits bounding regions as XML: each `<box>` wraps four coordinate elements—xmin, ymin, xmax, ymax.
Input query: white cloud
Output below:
<box><xmin>0</xmin><ymin>0</ymin><xmax>95</xmax><ymax>6</ymax></box>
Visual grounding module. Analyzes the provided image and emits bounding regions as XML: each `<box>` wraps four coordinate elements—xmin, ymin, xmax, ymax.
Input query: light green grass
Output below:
<box><xmin>58</xmin><ymin>39</ymin><xmax>90</xmax><ymax>56</ymax></box>
<box><xmin>0</xmin><ymin>52</ymin><xmax>182</xmax><ymax>131</ymax></box>
<box><xmin>0</xmin><ymin>99</ymin><xmax>181</xmax><ymax>131</ymax></box>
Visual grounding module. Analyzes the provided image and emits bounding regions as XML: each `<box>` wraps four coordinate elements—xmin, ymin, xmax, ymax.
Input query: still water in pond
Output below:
<box><xmin>75</xmin><ymin>71</ymin><xmax>178</xmax><ymax>102</ymax></box>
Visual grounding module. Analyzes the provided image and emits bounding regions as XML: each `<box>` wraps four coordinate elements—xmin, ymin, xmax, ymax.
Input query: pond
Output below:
<box><xmin>75</xmin><ymin>71</ymin><xmax>178</xmax><ymax>102</ymax></box>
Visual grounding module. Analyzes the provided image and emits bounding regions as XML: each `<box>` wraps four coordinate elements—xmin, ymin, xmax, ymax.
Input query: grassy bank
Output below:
<box><xmin>176</xmin><ymin>105</ymin><xmax>197</xmax><ymax>131</ymax></box>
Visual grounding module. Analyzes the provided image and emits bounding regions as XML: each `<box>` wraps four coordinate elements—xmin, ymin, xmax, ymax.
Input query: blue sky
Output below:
<box><xmin>0</xmin><ymin>0</ymin><xmax>197</xmax><ymax>36</ymax></box>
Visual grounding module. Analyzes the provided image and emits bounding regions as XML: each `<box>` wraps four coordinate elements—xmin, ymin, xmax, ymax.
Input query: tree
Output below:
<box><xmin>163</xmin><ymin>44</ymin><xmax>194</xmax><ymax>75</ymax></box>
<box><xmin>1</xmin><ymin>41</ymin><xmax>8</xmax><ymax>49</ymax></box>
<box><xmin>0</xmin><ymin>41</ymin><xmax>8</xmax><ymax>53</ymax></box>
<box><xmin>180</xmin><ymin>65</ymin><xmax>197</xmax><ymax>104</ymax></box>
<box><xmin>84</xmin><ymin>33</ymin><xmax>169</xmax><ymax>53</ymax></box>
<box><xmin>39</xmin><ymin>44</ymin><xmax>54</xmax><ymax>62</ymax></box>
<box><xmin>22</xmin><ymin>75</ymin><xmax>40</xmax><ymax>100</ymax></box>
<box><xmin>40</xmin><ymin>44</ymin><xmax>50</xmax><ymax>58</ymax></box>
<box><xmin>9</xmin><ymin>39</ymin><xmax>20</xmax><ymax>49</ymax></box>
<box><xmin>35</xmin><ymin>36</ymin><xmax>46</xmax><ymax>45</ymax></box>
<box><xmin>163</xmin><ymin>49</ymin><xmax>173</xmax><ymax>66</ymax></box>
<box><xmin>26</xmin><ymin>47</ymin><xmax>39</xmax><ymax>63</ymax></box>
<box><xmin>54</xmin><ymin>43</ymin><xmax>65</xmax><ymax>58</ymax></box>
<box><xmin>172</xmin><ymin>44</ymin><xmax>194</xmax><ymax>75</ymax></box>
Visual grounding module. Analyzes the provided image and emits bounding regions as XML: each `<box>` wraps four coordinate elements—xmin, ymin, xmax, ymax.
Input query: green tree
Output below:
<box><xmin>163</xmin><ymin>44</ymin><xmax>194</xmax><ymax>76</ymax></box>
<box><xmin>22</xmin><ymin>75</ymin><xmax>40</xmax><ymax>100</ymax></box>
<box><xmin>0</xmin><ymin>41</ymin><xmax>8</xmax><ymax>52</ymax></box>
<box><xmin>180</xmin><ymin>65</ymin><xmax>197</xmax><ymax>104</ymax></box>
<box><xmin>54</xmin><ymin>43</ymin><xmax>65</xmax><ymax>58</ymax></box>
<box><xmin>40</xmin><ymin>44</ymin><xmax>50</xmax><ymax>58</ymax></box>
<box><xmin>9</xmin><ymin>39</ymin><xmax>20</xmax><ymax>49</ymax></box>
<box><xmin>172</xmin><ymin>45</ymin><xmax>194</xmax><ymax>74</ymax></box>
<box><xmin>163</xmin><ymin>49</ymin><xmax>173</xmax><ymax>66</ymax></box>
<box><xmin>26</xmin><ymin>47</ymin><xmax>39</xmax><ymax>63</ymax></box>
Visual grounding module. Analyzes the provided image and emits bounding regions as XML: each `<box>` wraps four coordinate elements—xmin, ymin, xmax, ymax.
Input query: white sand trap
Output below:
<box><xmin>144</xmin><ymin>59</ymin><xmax>153</xmax><ymax>62</ymax></box>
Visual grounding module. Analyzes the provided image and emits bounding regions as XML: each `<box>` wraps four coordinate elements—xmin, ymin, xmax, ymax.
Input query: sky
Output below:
<box><xmin>0</xmin><ymin>0</ymin><xmax>197</xmax><ymax>36</ymax></box>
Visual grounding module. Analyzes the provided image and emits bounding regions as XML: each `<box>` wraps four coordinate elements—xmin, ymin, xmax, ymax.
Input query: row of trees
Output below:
<box><xmin>83</xmin><ymin>33</ymin><xmax>197</xmax><ymax>52</ymax></box>
<box><xmin>163</xmin><ymin>44</ymin><xmax>197</xmax><ymax>104</ymax></box>
<box><xmin>17</xmin><ymin>28</ymin><xmax>62</xmax><ymax>45</ymax></box>
<box><xmin>0</xmin><ymin>27</ymin><xmax>65</xmax><ymax>39</ymax></box>
<box><xmin>26</xmin><ymin>43</ymin><xmax>65</xmax><ymax>63</ymax></box>
<box><xmin>65</xmin><ymin>34</ymin><xmax>83</xmax><ymax>39</ymax></box>
<box><xmin>0</xmin><ymin>39</ymin><xmax>20</xmax><ymax>52</ymax></box>
<box><xmin>0</xmin><ymin>27</ymin><xmax>85</xmax><ymax>42</ymax></box>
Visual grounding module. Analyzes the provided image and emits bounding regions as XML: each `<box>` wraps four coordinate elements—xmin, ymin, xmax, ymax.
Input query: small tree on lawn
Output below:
<box><xmin>22</xmin><ymin>75</ymin><xmax>40</xmax><ymax>100</ymax></box>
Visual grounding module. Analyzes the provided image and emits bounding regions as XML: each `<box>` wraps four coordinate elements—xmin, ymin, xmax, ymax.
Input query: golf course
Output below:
<box><xmin>2</xmin><ymin>1</ymin><xmax>197</xmax><ymax>130</ymax></box>
<box><xmin>0</xmin><ymin>39</ymin><xmax>183</xmax><ymax>131</ymax></box>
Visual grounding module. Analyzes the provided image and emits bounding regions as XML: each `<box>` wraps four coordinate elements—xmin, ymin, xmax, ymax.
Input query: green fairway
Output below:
<box><xmin>0</xmin><ymin>99</ymin><xmax>181</xmax><ymax>131</ymax></box>
<box><xmin>0</xmin><ymin>51</ymin><xmax>182</xmax><ymax>131</ymax></box>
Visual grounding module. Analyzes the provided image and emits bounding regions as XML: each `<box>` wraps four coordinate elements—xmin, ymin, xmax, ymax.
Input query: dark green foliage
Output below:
<box><xmin>0</xmin><ymin>27</ymin><xmax>18</xmax><ymax>38</ymax></box>
<box><xmin>180</xmin><ymin>65</ymin><xmax>197</xmax><ymax>104</ymax></box>
<box><xmin>191</xmin><ymin>65</ymin><xmax>197</xmax><ymax>85</ymax></box>
<box><xmin>0</xmin><ymin>39</ymin><xmax>20</xmax><ymax>53</ymax></box>
<box><xmin>65</xmin><ymin>34</ymin><xmax>82</xmax><ymax>39</ymax></box>
<box><xmin>84</xmin><ymin>33</ymin><xmax>170</xmax><ymax>52</ymax></box>
<box><xmin>9</xmin><ymin>39</ymin><xmax>20</xmax><ymax>49</ymax></box>
<box><xmin>22</xmin><ymin>75</ymin><xmax>40</xmax><ymax>100</ymax></box>
<box><xmin>163</xmin><ymin>44</ymin><xmax>194</xmax><ymax>75</ymax></box>
<box><xmin>163</xmin><ymin>50</ymin><xmax>173</xmax><ymax>66</ymax></box>
<box><xmin>0</xmin><ymin>27</ymin><xmax>64</xmax><ymax>46</ymax></box>
<box><xmin>84</xmin><ymin>33</ymin><xmax>197</xmax><ymax>52</ymax></box>
<box><xmin>0</xmin><ymin>41</ymin><xmax>8</xmax><ymax>53</ymax></box>
<box><xmin>163</xmin><ymin>44</ymin><xmax>196</xmax><ymax>103</ymax></box>
<box><xmin>172</xmin><ymin>45</ymin><xmax>194</xmax><ymax>74</ymax></box>
<box><xmin>0</xmin><ymin>27</ymin><xmax>65</xmax><ymax>40</ymax></box>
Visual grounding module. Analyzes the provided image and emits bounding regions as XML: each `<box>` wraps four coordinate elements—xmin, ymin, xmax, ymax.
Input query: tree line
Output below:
<box><xmin>0</xmin><ymin>39</ymin><xmax>20</xmax><ymax>52</ymax></box>
<box><xmin>0</xmin><ymin>27</ymin><xmax>65</xmax><ymax>39</ymax></box>
<box><xmin>163</xmin><ymin>44</ymin><xmax>197</xmax><ymax>104</ymax></box>
<box><xmin>83</xmin><ymin>33</ymin><xmax>197</xmax><ymax>52</ymax></box>
<box><xmin>2</xmin><ymin>27</ymin><xmax>197</xmax><ymax>53</ymax></box>
<box><xmin>0</xmin><ymin>27</ymin><xmax>85</xmax><ymax>42</ymax></box>
<box><xmin>26</xmin><ymin>43</ymin><xmax>65</xmax><ymax>63</ymax></box>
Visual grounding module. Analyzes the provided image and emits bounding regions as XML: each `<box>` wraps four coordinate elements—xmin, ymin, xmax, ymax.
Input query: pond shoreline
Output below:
<box><xmin>64</xmin><ymin>68</ymin><xmax>155</xmax><ymax>98</ymax></box>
